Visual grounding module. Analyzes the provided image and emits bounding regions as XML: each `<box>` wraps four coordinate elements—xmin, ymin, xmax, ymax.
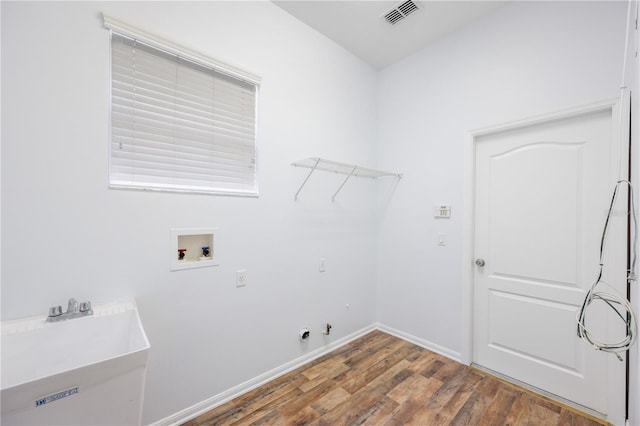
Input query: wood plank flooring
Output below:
<box><xmin>182</xmin><ymin>330</ymin><xmax>607</xmax><ymax>426</ymax></box>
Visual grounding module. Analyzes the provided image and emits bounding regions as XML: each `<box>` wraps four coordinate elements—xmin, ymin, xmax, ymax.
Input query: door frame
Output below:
<box><xmin>461</xmin><ymin>96</ymin><xmax>628</xmax><ymax>424</ymax></box>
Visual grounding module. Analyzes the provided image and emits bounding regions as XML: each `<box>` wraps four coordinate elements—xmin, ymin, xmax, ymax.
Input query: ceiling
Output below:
<box><xmin>273</xmin><ymin>0</ymin><xmax>508</xmax><ymax>69</ymax></box>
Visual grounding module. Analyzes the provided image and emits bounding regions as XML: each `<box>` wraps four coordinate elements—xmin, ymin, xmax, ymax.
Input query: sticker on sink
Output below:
<box><xmin>35</xmin><ymin>386</ymin><xmax>79</xmax><ymax>407</ymax></box>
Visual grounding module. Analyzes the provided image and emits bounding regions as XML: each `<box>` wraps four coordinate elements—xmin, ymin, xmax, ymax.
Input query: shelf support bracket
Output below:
<box><xmin>332</xmin><ymin>166</ymin><xmax>358</xmax><ymax>202</ymax></box>
<box><xmin>294</xmin><ymin>158</ymin><xmax>321</xmax><ymax>201</ymax></box>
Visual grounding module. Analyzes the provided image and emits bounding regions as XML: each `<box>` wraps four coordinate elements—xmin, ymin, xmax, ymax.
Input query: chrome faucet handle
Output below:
<box><xmin>79</xmin><ymin>301</ymin><xmax>92</xmax><ymax>313</ymax></box>
<box><xmin>67</xmin><ymin>298</ymin><xmax>79</xmax><ymax>314</ymax></box>
<box><xmin>48</xmin><ymin>306</ymin><xmax>62</xmax><ymax>317</ymax></box>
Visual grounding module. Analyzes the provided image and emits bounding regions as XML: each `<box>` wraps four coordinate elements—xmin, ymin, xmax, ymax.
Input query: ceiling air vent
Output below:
<box><xmin>383</xmin><ymin>0</ymin><xmax>420</xmax><ymax>25</ymax></box>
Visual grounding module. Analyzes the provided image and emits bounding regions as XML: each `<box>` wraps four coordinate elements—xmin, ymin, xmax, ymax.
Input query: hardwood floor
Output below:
<box><xmin>182</xmin><ymin>330</ymin><xmax>606</xmax><ymax>426</ymax></box>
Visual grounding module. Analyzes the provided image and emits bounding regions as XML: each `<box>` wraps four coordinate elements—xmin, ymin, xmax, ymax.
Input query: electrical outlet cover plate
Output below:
<box><xmin>236</xmin><ymin>270</ymin><xmax>247</xmax><ymax>287</ymax></box>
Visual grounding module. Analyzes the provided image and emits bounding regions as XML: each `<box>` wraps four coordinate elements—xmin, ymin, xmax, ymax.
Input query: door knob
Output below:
<box><xmin>475</xmin><ymin>258</ymin><xmax>485</xmax><ymax>267</ymax></box>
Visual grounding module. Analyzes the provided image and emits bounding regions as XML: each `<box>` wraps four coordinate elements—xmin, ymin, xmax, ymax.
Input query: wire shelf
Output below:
<box><xmin>291</xmin><ymin>157</ymin><xmax>402</xmax><ymax>201</ymax></box>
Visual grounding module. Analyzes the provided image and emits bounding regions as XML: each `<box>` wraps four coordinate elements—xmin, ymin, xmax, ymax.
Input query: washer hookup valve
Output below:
<box><xmin>201</xmin><ymin>246</ymin><xmax>210</xmax><ymax>257</ymax></box>
<box><xmin>178</xmin><ymin>249</ymin><xmax>187</xmax><ymax>260</ymax></box>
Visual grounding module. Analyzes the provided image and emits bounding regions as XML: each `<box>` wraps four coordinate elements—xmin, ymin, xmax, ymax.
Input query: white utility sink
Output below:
<box><xmin>1</xmin><ymin>300</ymin><xmax>150</xmax><ymax>426</ymax></box>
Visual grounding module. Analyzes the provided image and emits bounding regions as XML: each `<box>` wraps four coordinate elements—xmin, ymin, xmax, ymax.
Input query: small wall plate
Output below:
<box><xmin>434</xmin><ymin>205</ymin><xmax>451</xmax><ymax>218</ymax></box>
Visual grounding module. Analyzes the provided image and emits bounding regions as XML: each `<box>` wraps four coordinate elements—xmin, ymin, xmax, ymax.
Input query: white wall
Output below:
<box><xmin>376</xmin><ymin>0</ymin><xmax>627</xmax><ymax>364</ymax></box>
<box><xmin>1</xmin><ymin>2</ymin><xmax>380</xmax><ymax>423</ymax></box>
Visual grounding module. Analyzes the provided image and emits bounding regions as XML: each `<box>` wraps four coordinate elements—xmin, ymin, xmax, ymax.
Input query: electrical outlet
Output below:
<box><xmin>319</xmin><ymin>258</ymin><xmax>326</xmax><ymax>272</ymax></box>
<box><xmin>236</xmin><ymin>270</ymin><xmax>247</xmax><ymax>287</ymax></box>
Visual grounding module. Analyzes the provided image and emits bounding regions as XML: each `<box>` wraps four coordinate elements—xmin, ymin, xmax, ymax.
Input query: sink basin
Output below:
<box><xmin>1</xmin><ymin>300</ymin><xmax>150</xmax><ymax>426</ymax></box>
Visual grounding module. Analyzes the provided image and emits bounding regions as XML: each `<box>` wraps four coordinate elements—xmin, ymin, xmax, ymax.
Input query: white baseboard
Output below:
<box><xmin>150</xmin><ymin>324</ymin><xmax>377</xmax><ymax>426</ymax></box>
<box><xmin>374</xmin><ymin>323</ymin><xmax>462</xmax><ymax>363</ymax></box>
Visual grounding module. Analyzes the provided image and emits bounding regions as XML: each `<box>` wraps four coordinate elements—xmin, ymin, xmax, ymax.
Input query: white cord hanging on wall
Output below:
<box><xmin>576</xmin><ymin>181</ymin><xmax>638</xmax><ymax>360</ymax></box>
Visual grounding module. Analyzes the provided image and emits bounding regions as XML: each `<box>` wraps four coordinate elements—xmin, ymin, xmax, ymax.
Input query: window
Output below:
<box><xmin>106</xmin><ymin>17</ymin><xmax>259</xmax><ymax>196</ymax></box>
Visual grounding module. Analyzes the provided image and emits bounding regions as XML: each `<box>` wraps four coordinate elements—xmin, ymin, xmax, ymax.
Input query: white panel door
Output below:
<box><xmin>473</xmin><ymin>106</ymin><xmax>626</xmax><ymax>417</ymax></box>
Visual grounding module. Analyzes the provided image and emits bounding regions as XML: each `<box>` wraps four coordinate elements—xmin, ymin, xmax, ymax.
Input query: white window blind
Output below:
<box><xmin>110</xmin><ymin>31</ymin><xmax>259</xmax><ymax>196</ymax></box>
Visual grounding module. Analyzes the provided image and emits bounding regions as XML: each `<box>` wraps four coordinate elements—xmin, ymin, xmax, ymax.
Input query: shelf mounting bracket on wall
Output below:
<box><xmin>292</xmin><ymin>157</ymin><xmax>402</xmax><ymax>202</ymax></box>
<box><xmin>332</xmin><ymin>165</ymin><xmax>358</xmax><ymax>202</ymax></box>
<box><xmin>294</xmin><ymin>158</ymin><xmax>321</xmax><ymax>201</ymax></box>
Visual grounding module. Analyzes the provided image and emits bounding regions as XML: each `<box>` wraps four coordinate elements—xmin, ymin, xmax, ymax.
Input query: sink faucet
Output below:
<box><xmin>67</xmin><ymin>298</ymin><xmax>79</xmax><ymax>314</ymax></box>
<box><xmin>47</xmin><ymin>298</ymin><xmax>93</xmax><ymax>322</ymax></box>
